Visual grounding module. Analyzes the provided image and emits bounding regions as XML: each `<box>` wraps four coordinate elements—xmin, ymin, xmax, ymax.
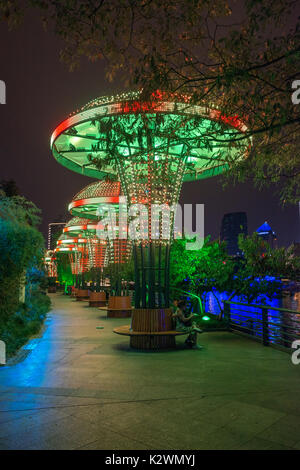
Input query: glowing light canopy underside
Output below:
<box><xmin>56</xmin><ymin>225</ymin><xmax>108</xmax><ymax>270</ymax></box>
<box><xmin>63</xmin><ymin>217</ymin><xmax>98</xmax><ymax>235</ymax></box>
<box><xmin>51</xmin><ymin>94</ymin><xmax>249</xmax><ymax>183</ymax></box>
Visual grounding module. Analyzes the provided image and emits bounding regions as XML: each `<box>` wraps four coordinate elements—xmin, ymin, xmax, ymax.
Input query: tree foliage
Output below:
<box><xmin>0</xmin><ymin>194</ymin><xmax>44</xmax><ymax>322</ymax></box>
<box><xmin>55</xmin><ymin>251</ymin><xmax>73</xmax><ymax>286</ymax></box>
<box><xmin>104</xmin><ymin>256</ymin><xmax>134</xmax><ymax>295</ymax></box>
<box><xmin>2</xmin><ymin>0</ymin><xmax>299</xmax><ymax>201</ymax></box>
<box><xmin>0</xmin><ymin>179</ymin><xmax>20</xmax><ymax>197</ymax></box>
<box><xmin>170</xmin><ymin>233</ymin><xmax>300</xmax><ymax>316</ymax></box>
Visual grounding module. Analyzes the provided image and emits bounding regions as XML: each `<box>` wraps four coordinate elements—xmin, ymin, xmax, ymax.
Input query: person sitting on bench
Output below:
<box><xmin>172</xmin><ymin>300</ymin><xmax>203</xmax><ymax>350</ymax></box>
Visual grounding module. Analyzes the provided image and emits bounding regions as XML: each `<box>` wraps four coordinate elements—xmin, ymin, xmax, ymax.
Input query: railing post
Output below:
<box><xmin>262</xmin><ymin>307</ymin><xmax>269</xmax><ymax>346</ymax></box>
<box><xmin>224</xmin><ymin>301</ymin><xmax>231</xmax><ymax>330</ymax></box>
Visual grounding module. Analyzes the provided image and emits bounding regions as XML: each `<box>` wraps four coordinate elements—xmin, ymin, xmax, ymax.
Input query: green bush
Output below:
<box><xmin>0</xmin><ymin>194</ymin><xmax>49</xmax><ymax>358</ymax></box>
<box><xmin>0</xmin><ymin>289</ymin><xmax>51</xmax><ymax>358</ymax></box>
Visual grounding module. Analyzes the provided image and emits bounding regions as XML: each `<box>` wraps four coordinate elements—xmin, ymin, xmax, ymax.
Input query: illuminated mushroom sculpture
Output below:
<box><xmin>55</xmin><ymin>232</ymin><xmax>89</xmax><ymax>300</ymax></box>
<box><xmin>51</xmin><ymin>90</ymin><xmax>249</xmax><ymax>348</ymax></box>
<box><xmin>63</xmin><ymin>217</ymin><xmax>107</xmax><ymax>306</ymax></box>
<box><xmin>45</xmin><ymin>250</ymin><xmax>57</xmax><ymax>293</ymax></box>
<box><xmin>68</xmin><ymin>180</ymin><xmax>131</xmax><ymax>265</ymax></box>
<box><xmin>45</xmin><ymin>250</ymin><xmax>57</xmax><ymax>278</ymax></box>
<box><xmin>67</xmin><ymin>182</ymin><xmax>132</xmax><ymax>315</ymax></box>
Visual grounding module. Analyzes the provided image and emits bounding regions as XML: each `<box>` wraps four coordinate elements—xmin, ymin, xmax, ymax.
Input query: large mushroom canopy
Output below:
<box><xmin>51</xmin><ymin>90</ymin><xmax>250</xmax><ymax>187</ymax></box>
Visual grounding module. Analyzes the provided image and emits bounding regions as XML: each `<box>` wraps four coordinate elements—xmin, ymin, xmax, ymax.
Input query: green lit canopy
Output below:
<box><xmin>63</xmin><ymin>217</ymin><xmax>98</xmax><ymax>235</ymax></box>
<box><xmin>50</xmin><ymin>90</ymin><xmax>250</xmax><ymax>183</ymax></box>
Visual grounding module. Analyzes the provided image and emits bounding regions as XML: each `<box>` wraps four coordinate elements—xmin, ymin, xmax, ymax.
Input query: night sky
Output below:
<box><xmin>0</xmin><ymin>12</ymin><xmax>299</xmax><ymax>247</ymax></box>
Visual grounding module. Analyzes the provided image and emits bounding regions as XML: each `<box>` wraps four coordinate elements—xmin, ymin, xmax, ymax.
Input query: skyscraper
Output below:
<box><xmin>220</xmin><ymin>212</ymin><xmax>248</xmax><ymax>256</ymax></box>
<box><xmin>256</xmin><ymin>221</ymin><xmax>277</xmax><ymax>248</ymax></box>
<box><xmin>47</xmin><ymin>222</ymin><xmax>66</xmax><ymax>250</ymax></box>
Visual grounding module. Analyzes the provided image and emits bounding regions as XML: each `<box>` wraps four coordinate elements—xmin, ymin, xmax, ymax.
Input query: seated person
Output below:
<box><xmin>172</xmin><ymin>299</ymin><xmax>203</xmax><ymax>350</ymax></box>
<box><xmin>171</xmin><ymin>299</ymin><xmax>179</xmax><ymax>327</ymax></box>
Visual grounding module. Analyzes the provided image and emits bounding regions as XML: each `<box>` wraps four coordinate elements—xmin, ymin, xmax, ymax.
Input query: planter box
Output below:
<box><xmin>89</xmin><ymin>291</ymin><xmax>106</xmax><ymax>307</ymax></box>
<box><xmin>107</xmin><ymin>296</ymin><xmax>132</xmax><ymax>318</ymax></box>
<box><xmin>76</xmin><ymin>289</ymin><xmax>89</xmax><ymax>301</ymax></box>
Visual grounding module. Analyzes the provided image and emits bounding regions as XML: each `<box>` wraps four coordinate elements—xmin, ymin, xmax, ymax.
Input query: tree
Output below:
<box><xmin>2</xmin><ymin>0</ymin><xmax>299</xmax><ymax>201</ymax></box>
<box><xmin>104</xmin><ymin>256</ymin><xmax>134</xmax><ymax>296</ymax></box>
<box><xmin>0</xmin><ymin>179</ymin><xmax>19</xmax><ymax>197</ymax></box>
<box><xmin>170</xmin><ymin>236</ymin><xmax>236</xmax><ymax>315</ymax></box>
<box><xmin>0</xmin><ymin>194</ymin><xmax>44</xmax><ymax>322</ymax></box>
<box><xmin>170</xmin><ymin>234</ymin><xmax>300</xmax><ymax>318</ymax></box>
<box><xmin>0</xmin><ymin>194</ymin><xmax>41</xmax><ymax>227</ymax></box>
<box><xmin>238</xmin><ymin>233</ymin><xmax>300</xmax><ymax>282</ymax></box>
<box><xmin>56</xmin><ymin>251</ymin><xmax>73</xmax><ymax>287</ymax></box>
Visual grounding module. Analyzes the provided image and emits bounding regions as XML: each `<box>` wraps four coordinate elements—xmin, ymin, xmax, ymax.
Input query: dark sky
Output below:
<box><xmin>0</xmin><ymin>12</ymin><xmax>299</xmax><ymax>247</ymax></box>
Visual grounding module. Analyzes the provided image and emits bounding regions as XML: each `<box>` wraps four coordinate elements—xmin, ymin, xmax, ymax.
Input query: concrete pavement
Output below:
<box><xmin>0</xmin><ymin>293</ymin><xmax>300</xmax><ymax>450</ymax></box>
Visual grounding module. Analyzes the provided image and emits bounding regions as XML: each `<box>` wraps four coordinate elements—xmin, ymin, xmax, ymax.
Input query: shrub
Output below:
<box><xmin>0</xmin><ymin>194</ymin><xmax>49</xmax><ymax>358</ymax></box>
<box><xmin>0</xmin><ymin>289</ymin><xmax>51</xmax><ymax>358</ymax></box>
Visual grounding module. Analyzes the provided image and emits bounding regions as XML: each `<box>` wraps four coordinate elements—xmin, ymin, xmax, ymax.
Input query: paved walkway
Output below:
<box><xmin>0</xmin><ymin>293</ymin><xmax>300</xmax><ymax>450</ymax></box>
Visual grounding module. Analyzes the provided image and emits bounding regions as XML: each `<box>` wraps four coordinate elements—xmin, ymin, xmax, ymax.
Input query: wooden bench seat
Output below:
<box><xmin>99</xmin><ymin>306</ymin><xmax>132</xmax><ymax>318</ymax></box>
<box><xmin>113</xmin><ymin>308</ymin><xmax>190</xmax><ymax>349</ymax></box>
<box><xmin>98</xmin><ymin>306</ymin><xmax>132</xmax><ymax>311</ymax></box>
<box><xmin>113</xmin><ymin>325</ymin><xmax>187</xmax><ymax>336</ymax></box>
<box><xmin>114</xmin><ymin>324</ymin><xmax>188</xmax><ymax>349</ymax></box>
<box><xmin>98</xmin><ymin>296</ymin><xmax>132</xmax><ymax>318</ymax></box>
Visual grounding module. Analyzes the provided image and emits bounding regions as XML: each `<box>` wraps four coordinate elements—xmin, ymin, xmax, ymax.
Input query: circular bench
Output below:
<box><xmin>113</xmin><ymin>308</ymin><xmax>188</xmax><ymax>349</ymax></box>
<box><xmin>89</xmin><ymin>291</ymin><xmax>106</xmax><ymax>307</ymax></box>
<box><xmin>76</xmin><ymin>289</ymin><xmax>89</xmax><ymax>301</ymax></box>
<box><xmin>113</xmin><ymin>325</ymin><xmax>187</xmax><ymax>349</ymax></box>
<box><xmin>99</xmin><ymin>296</ymin><xmax>132</xmax><ymax>318</ymax></box>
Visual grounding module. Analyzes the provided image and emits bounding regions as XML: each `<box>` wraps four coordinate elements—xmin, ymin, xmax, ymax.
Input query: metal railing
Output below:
<box><xmin>129</xmin><ymin>286</ymin><xmax>204</xmax><ymax>312</ymax></box>
<box><xmin>170</xmin><ymin>287</ymin><xmax>204</xmax><ymax>314</ymax></box>
<box><xmin>224</xmin><ymin>300</ymin><xmax>300</xmax><ymax>352</ymax></box>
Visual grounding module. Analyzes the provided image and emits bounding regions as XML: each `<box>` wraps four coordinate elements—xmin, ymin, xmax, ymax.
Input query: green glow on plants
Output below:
<box><xmin>202</xmin><ymin>315</ymin><xmax>210</xmax><ymax>321</ymax></box>
<box><xmin>51</xmin><ymin>91</ymin><xmax>250</xmax><ymax>310</ymax></box>
<box><xmin>50</xmin><ymin>91</ymin><xmax>250</xmax><ymax>183</ymax></box>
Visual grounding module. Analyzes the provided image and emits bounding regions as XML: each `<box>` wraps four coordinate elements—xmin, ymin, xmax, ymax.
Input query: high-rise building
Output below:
<box><xmin>256</xmin><ymin>221</ymin><xmax>277</xmax><ymax>248</ymax></box>
<box><xmin>220</xmin><ymin>212</ymin><xmax>248</xmax><ymax>256</ymax></box>
<box><xmin>48</xmin><ymin>222</ymin><xmax>66</xmax><ymax>250</ymax></box>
